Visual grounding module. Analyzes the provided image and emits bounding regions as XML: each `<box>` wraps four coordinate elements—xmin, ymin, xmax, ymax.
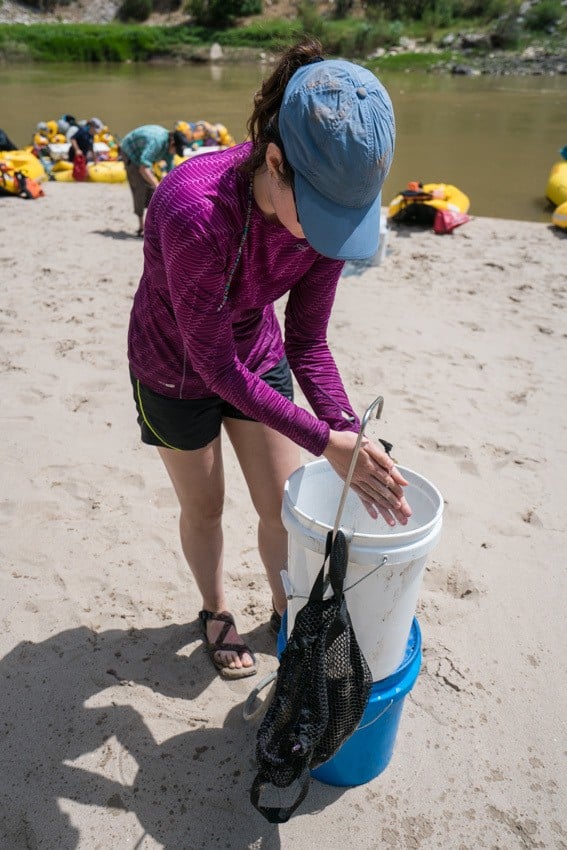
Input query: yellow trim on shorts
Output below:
<box><xmin>136</xmin><ymin>379</ymin><xmax>181</xmax><ymax>451</ymax></box>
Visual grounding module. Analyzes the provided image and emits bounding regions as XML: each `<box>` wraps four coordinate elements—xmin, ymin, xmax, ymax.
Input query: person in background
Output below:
<box><xmin>119</xmin><ymin>125</ymin><xmax>187</xmax><ymax>237</ymax></box>
<box><xmin>0</xmin><ymin>128</ymin><xmax>17</xmax><ymax>152</ymax></box>
<box><xmin>128</xmin><ymin>38</ymin><xmax>411</xmax><ymax>680</ymax></box>
<box><xmin>68</xmin><ymin>119</ymin><xmax>97</xmax><ymax>163</ymax></box>
<box><xmin>57</xmin><ymin>114</ymin><xmax>77</xmax><ymax>137</ymax></box>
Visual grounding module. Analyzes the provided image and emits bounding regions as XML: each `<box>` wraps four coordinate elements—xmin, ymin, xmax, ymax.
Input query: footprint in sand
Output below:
<box><xmin>417</xmin><ymin>437</ymin><xmax>480</xmax><ymax>475</ymax></box>
<box><xmin>64</xmin><ymin>395</ymin><xmax>91</xmax><ymax>413</ymax></box>
<box><xmin>458</xmin><ymin>320</ymin><xmax>485</xmax><ymax>332</ymax></box>
<box><xmin>508</xmin><ymin>389</ymin><xmax>531</xmax><ymax>405</ymax></box>
<box><xmin>17</xmin><ymin>388</ymin><xmax>51</xmax><ymax>406</ymax></box>
<box><xmin>0</xmin><ymin>357</ymin><xmax>25</xmax><ymax>373</ymax></box>
<box><xmin>483</xmin><ymin>443</ymin><xmax>542</xmax><ymax>471</ymax></box>
<box><xmin>424</xmin><ymin>559</ymin><xmax>481</xmax><ymax>601</ymax></box>
<box><xmin>54</xmin><ymin>339</ymin><xmax>78</xmax><ymax>357</ymax></box>
<box><xmin>150</xmin><ymin>488</ymin><xmax>178</xmax><ymax>509</ymax></box>
<box><xmin>122</xmin><ymin>472</ymin><xmax>145</xmax><ymax>491</ymax></box>
<box><xmin>80</xmin><ymin>348</ymin><xmax>123</xmax><ymax>371</ymax></box>
<box><xmin>422</xmin><ymin>643</ymin><xmax>470</xmax><ymax>694</ymax></box>
<box><xmin>520</xmin><ymin>509</ymin><xmax>544</xmax><ymax>528</ymax></box>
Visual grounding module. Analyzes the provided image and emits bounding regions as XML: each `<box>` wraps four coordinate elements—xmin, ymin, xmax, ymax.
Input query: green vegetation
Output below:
<box><xmin>525</xmin><ymin>0</ymin><xmax>563</xmax><ymax>29</ymax></box>
<box><xmin>118</xmin><ymin>0</ymin><xmax>153</xmax><ymax>23</ymax></box>
<box><xmin>188</xmin><ymin>0</ymin><xmax>262</xmax><ymax>28</ymax></box>
<box><xmin>368</xmin><ymin>50</ymin><xmax>453</xmax><ymax>71</ymax></box>
<box><xmin>0</xmin><ymin>23</ymin><xmax>211</xmax><ymax>62</ymax></box>
<box><xmin>0</xmin><ymin>0</ymin><xmax>564</xmax><ymax>64</ymax></box>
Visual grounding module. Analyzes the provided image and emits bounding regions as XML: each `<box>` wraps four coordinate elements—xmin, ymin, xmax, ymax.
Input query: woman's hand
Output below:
<box><xmin>323</xmin><ymin>430</ymin><xmax>412</xmax><ymax>526</ymax></box>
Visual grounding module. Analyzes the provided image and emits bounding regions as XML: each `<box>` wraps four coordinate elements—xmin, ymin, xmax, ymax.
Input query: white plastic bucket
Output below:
<box><xmin>281</xmin><ymin>459</ymin><xmax>443</xmax><ymax>681</ymax></box>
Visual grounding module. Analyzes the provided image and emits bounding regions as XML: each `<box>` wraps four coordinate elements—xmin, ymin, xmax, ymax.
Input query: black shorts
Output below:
<box><xmin>130</xmin><ymin>357</ymin><xmax>294</xmax><ymax>451</ymax></box>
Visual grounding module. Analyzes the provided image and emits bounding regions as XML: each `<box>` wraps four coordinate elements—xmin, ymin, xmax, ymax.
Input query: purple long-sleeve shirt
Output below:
<box><xmin>128</xmin><ymin>143</ymin><xmax>360</xmax><ymax>456</ymax></box>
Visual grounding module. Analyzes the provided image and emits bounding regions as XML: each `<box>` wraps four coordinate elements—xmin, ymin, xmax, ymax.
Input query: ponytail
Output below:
<box><xmin>239</xmin><ymin>37</ymin><xmax>324</xmax><ymax>182</ymax></box>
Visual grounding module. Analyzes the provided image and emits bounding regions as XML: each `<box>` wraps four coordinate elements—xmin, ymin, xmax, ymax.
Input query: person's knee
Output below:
<box><xmin>180</xmin><ymin>497</ymin><xmax>224</xmax><ymax>531</ymax></box>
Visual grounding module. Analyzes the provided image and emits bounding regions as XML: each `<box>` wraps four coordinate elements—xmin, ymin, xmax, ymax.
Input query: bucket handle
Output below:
<box><xmin>332</xmin><ymin>395</ymin><xmax>384</xmax><ymax>542</ymax></box>
<box><xmin>343</xmin><ymin>555</ymin><xmax>388</xmax><ymax>593</ymax></box>
<box><xmin>242</xmin><ymin>670</ymin><xmax>277</xmax><ymax>721</ymax></box>
<box><xmin>356</xmin><ymin>699</ymin><xmax>394</xmax><ymax>731</ymax></box>
<box><xmin>280</xmin><ymin>553</ymin><xmax>389</xmax><ymax>603</ymax></box>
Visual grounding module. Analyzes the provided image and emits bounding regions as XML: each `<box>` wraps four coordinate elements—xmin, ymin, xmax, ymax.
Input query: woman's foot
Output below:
<box><xmin>198</xmin><ymin>610</ymin><xmax>256</xmax><ymax>680</ymax></box>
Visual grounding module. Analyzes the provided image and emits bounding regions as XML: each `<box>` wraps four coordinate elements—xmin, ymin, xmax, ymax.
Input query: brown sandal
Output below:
<box><xmin>198</xmin><ymin>610</ymin><xmax>257</xmax><ymax>680</ymax></box>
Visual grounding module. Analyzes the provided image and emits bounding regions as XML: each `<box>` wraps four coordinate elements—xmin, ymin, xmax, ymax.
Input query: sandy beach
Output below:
<box><xmin>1</xmin><ymin>180</ymin><xmax>566</xmax><ymax>849</ymax></box>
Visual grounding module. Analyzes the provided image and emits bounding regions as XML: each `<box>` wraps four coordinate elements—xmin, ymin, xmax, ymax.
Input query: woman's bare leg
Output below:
<box><xmin>157</xmin><ymin>440</ymin><xmax>254</xmax><ymax>671</ymax></box>
<box><xmin>223</xmin><ymin>419</ymin><xmax>300</xmax><ymax>617</ymax></box>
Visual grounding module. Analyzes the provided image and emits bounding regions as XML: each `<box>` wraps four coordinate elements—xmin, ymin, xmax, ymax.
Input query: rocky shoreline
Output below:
<box><xmin>416</xmin><ymin>45</ymin><xmax>565</xmax><ymax>77</ymax></box>
<box><xmin>447</xmin><ymin>48</ymin><xmax>566</xmax><ymax>76</ymax></box>
<box><xmin>112</xmin><ymin>38</ymin><xmax>567</xmax><ymax>77</ymax></box>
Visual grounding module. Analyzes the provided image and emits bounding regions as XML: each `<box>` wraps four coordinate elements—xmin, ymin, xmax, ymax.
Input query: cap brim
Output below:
<box><xmin>294</xmin><ymin>170</ymin><xmax>381</xmax><ymax>261</ymax></box>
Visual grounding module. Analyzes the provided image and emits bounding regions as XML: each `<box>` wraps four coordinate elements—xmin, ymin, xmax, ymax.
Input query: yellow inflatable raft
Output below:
<box><xmin>546</xmin><ymin>160</ymin><xmax>567</xmax><ymax>207</ymax></box>
<box><xmin>51</xmin><ymin>169</ymin><xmax>75</xmax><ymax>183</ymax></box>
<box><xmin>0</xmin><ymin>149</ymin><xmax>47</xmax><ymax>182</ymax></box>
<box><xmin>552</xmin><ymin>200</ymin><xmax>567</xmax><ymax>229</ymax></box>
<box><xmin>0</xmin><ymin>163</ymin><xmax>44</xmax><ymax>198</ymax></box>
<box><xmin>51</xmin><ymin>160</ymin><xmax>126</xmax><ymax>183</ymax></box>
<box><xmin>388</xmin><ymin>182</ymin><xmax>470</xmax><ymax>224</ymax></box>
<box><xmin>89</xmin><ymin>161</ymin><xmax>126</xmax><ymax>183</ymax></box>
<box><xmin>51</xmin><ymin>159</ymin><xmax>73</xmax><ymax>173</ymax></box>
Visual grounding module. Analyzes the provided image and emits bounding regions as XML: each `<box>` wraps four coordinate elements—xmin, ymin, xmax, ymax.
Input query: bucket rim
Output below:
<box><xmin>284</xmin><ymin>459</ymin><xmax>444</xmax><ymax>544</ymax></box>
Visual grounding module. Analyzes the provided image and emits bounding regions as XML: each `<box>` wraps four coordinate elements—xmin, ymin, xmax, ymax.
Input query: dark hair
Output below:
<box><xmin>171</xmin><ymin>130</ymin><xmax>188</xmax><ymax>157</ymax></box>
<box><xmin>239</xmin><ymin>37</ymin><xmax>324</xmax><ymax>185</ymax></box>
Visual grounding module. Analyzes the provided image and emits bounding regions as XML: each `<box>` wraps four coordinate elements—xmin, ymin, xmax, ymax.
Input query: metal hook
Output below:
<box><xmin>331</xmin><ymin>395</ymin><xmax>384</xmax><ymax>541</ymax></box>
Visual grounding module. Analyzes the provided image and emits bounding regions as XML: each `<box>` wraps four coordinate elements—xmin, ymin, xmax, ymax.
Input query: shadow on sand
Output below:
<box><xmin>91</xmin><ymin>229</ymin><xmax>142</xmax><ymax>241</ymax></box>
<box><xmin>0</xmin><ymin>621</ymin><xmax>345</xmax><ymax>848</ymax></box>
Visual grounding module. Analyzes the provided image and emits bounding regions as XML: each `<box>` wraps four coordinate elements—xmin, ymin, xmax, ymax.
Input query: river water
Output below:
<box><xmin>1</xmin><ymin>61</ymin><xmax>566</xmax><ymax>221</ymax></box>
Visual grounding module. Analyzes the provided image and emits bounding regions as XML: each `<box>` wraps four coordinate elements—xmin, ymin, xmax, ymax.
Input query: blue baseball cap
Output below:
<box><xmin>279</xmin><ymin>59</ymin><xmax>395</xmax><ymax>260</ymax></box>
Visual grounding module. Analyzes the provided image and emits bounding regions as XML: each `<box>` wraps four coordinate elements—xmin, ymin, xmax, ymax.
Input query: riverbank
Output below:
<box><xmin>1</xmin><ymin>22</ymin><xmax>565</xmax><ymax>76</ymax></box>
<box><xmin>1</xmin><ymin>180</ymin><xmax>566</xmax><ymax>848</ymax></box>
<box><xmin>0</xmin><ymin>0</ymin><xmax>566</xmax><ymax>75</ymax></box>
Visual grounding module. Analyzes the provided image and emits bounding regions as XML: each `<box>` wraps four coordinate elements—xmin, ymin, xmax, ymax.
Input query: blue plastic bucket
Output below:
<box><xmin>277</xmin><ymin>613</ymin><xmax>422</xmax><ymax>787</ymax></box>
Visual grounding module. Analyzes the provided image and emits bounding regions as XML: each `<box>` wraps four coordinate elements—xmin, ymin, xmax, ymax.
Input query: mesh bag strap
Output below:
<box><xmin>308</xmin><ymin>530</ymin><xmax>333</xmax><ymax>602</ymax></box>
<box><xmin>250</xmin><ymin>769</ymin><xmax>311</xmax><ymax>824</ymax></box>
<box><xmin>328</xmin><ymin>530</ymin><xmax>348</xmax><ymax>601</ymax></box>
<box><xmin>310</xmin><ymin>529</ymin><xmax>348</xmax><ymax>604</ymax></box>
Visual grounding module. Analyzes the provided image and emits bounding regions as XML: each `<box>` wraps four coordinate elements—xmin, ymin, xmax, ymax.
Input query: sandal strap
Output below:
<box><xmin>199</xmin><ymin>610</ymin><xmax>232</xmax><ymax>648</ymax></box>
<box><xmin>199</xmin><ymin>609</ymin><xmax>235</xmax><ymax>628</ymax></box>
<box><xmin>198</xmin><ymin>609</ymin><xmax>256</xmax><ymax>662</ymax></box>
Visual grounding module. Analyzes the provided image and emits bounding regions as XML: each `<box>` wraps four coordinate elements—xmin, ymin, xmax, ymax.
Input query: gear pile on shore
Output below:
<box><xmin>0</xmin><ymin>114</ymin><xmax>238</xmax><ymax>195</ymax></box>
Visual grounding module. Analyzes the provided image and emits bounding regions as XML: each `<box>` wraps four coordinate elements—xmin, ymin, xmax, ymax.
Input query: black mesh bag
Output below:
<box><xmin>250</xmin><ymin>529</ymin><xmax>372</xmax><ymax>823</ymax></box>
